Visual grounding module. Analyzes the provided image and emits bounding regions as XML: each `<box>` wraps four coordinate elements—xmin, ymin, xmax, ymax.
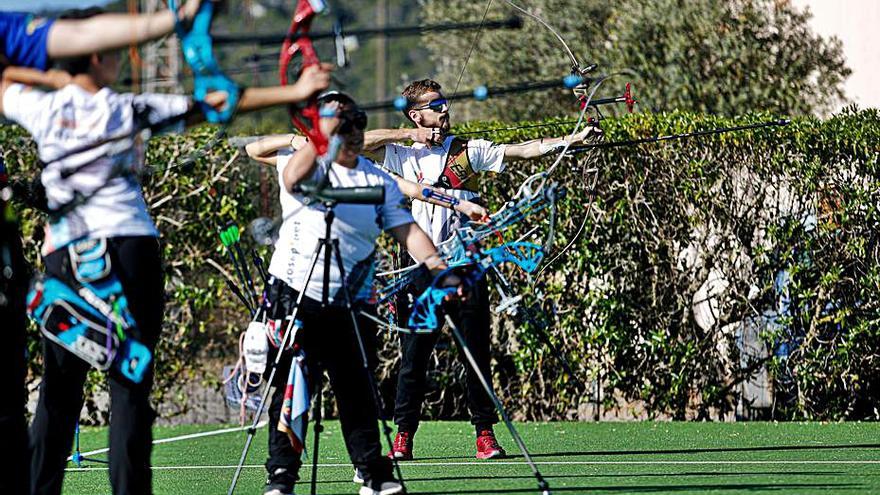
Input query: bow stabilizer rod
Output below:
<box><xmin>361</xmin><ymin>79</ymin><xmax>634</xmax><ymax>113</ymax></box>
<box><xmin>214</xmin><ymin>16</ymin><xmax>523</xmax><ymax>46</ymax></box>
<box><xmin>565</xmin><ymin>118</ymin><xmax>791</xmax><ymax>154</ymax></box>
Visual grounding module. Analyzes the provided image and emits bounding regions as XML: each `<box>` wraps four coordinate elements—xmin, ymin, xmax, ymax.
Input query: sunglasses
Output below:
<box><xmin>411</xmin><ymin>98</ymin><xmax>449</xmax><ymax>112</ymax></box>
<box><xmin>338</xmin><ymin>108</ymin><xmax>368</xmax><ymax>133</ymax></box>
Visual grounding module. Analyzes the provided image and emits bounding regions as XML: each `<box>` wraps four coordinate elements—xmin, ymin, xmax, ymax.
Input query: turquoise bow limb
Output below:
<box><xmin>406</xmin><ymin>241</ymin><xmax>545</xmax><ymax>331</ymax></box>
<box><xmin>169</xmin><ymin>0</ymin><xmax>239</xmax><ymax>123</ymax></box>
<box><xmin>479</xmin><ymin>242</ymin><xmax>545</xmax><ymax>274</ymax></box>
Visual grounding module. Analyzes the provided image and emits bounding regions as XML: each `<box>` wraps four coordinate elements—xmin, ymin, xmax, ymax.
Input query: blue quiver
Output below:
<box><xmin>26</xmin><ymin>239</ymin><xmax>152</xmax><ymax>383</ymax></box>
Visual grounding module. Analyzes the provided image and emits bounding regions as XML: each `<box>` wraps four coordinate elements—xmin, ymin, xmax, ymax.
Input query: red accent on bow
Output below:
<box><xmin>279</xmin><ymin>0</ymin><xmax>329</xmax><ymax>155</ymax></box>
<box><xmin>624</xmin><ymin>82</ymin><xmax>636</xmax><ymax>113</ymax></box>
<box><xmin>27</xmin><ymin>288</ymin><xmax>43</xmax><ymax>313</ymax></box>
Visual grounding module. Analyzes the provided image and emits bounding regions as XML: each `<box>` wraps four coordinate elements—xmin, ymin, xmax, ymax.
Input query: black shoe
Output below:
<box><xmin>264</xmin><ymin>467</ymin><xmax>297</xmax><ymax>495</ymax></box>
<box><xmin>358</xmin><ymin>479</ymin><xmax>403</xmax><ymax>495</ymax></box>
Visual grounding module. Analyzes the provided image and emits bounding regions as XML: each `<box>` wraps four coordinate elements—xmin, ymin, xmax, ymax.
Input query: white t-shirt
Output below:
<box><xmin>381</xmin><ymin>136</ymin><xmax>506</xmax><ymax>245</ymax></box>
<box><xmin>2</xmin><ymin>83</ymin><xmax>190</xmax><ymax>254</ymax></box>
<box><xmin>268</xmin><ymin>152</ymin><xmax>414</xmax><ymax>304</ymax></box>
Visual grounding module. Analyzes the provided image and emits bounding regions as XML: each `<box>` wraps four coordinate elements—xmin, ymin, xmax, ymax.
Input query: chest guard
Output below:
<box><xmin>434</xmin><ymin>137</ymin><xmax>480</xmax><ymax>193</ymax></box>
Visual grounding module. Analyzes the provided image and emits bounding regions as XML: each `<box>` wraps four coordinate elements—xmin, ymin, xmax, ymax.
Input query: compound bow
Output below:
<box><xmin>407</xmin><ymin>241</ymin><xmax>545</xmax><ymax>330</ymax></box>
<box><xmin>279</xmin><ymin>0</ymin><xmax>332</xmax><ymax>156</ymax></box>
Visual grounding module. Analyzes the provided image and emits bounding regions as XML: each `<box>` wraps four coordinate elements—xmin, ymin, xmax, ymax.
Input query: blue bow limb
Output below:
<box><xmin>170</xmin><ymin>0</ymin><xmax>239</xmax><ymax>123</ymax></box>
<box><xmin>406</xmin><ymin>241</ymin><xmax>545</xmax><ymax>331</ymax></box>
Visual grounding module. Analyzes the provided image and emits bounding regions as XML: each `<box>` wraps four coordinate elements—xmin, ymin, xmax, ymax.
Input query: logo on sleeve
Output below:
<box><xmin>26</xmin><ymin>16</ymin><xmax>49</xmax><ymax>36</ymax></box>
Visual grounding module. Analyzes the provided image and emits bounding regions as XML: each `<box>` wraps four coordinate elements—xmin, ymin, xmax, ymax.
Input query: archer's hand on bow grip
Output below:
<box><xmin>407</xmin><ymin>265</ymin><xmax>472</xmax><ymax>331</ymax></box>
<box><xmin>170</xmin><ymin>0</ymin><xmax>239</xmax><ymax>124</ymax></box>
<box><xmin>279</xmin><ymin>0</ymin><xmax>330</xmax><ymax>155</ymax></box>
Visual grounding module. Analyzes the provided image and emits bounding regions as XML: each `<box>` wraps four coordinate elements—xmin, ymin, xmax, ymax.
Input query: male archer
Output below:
<box><xmin>363</xmin><ymin>78</ymin><xmax>600</xmax><ymax>460</ymax></box>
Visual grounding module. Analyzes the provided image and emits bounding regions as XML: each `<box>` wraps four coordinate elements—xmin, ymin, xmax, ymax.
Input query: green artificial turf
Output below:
<box><xmin>61</xmin><ymin>421</ymin><xmax>880</xmax><ymax>494</ymax></box>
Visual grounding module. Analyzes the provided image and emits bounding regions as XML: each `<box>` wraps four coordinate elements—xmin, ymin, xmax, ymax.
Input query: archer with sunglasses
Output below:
<box><xmin>244</xmin><ymin>91</ymin><xmax>467</xmax><ymax>495</ymax></box>
<box><xmin>363</xmin><ymin>78</ymin><xmax>601</xmax><ymax>463</ymax></box>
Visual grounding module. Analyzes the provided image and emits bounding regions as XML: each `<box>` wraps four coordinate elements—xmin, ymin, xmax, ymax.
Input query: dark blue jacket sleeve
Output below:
<box><xmin>1</xmin><ymin>12</ymin><xmax>55</xmax><ymax>70</ymax></box>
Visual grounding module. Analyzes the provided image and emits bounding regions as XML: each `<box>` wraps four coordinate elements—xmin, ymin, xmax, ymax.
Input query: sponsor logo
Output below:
<box><xmin>26</xmin><ymin>16</ymin><xmax>49</xmax><ymax>36</ymax></box>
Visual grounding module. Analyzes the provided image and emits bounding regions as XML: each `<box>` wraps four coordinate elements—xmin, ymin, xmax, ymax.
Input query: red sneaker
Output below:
<box><xmin>386</xmin><ymin>431</ymin><xmax>414</xmax><ymax>461</ymax></box>
<box><xmin>476</xmin><ymin>430</ymin><xmax>506</xmax><ymax>459</ymax></box>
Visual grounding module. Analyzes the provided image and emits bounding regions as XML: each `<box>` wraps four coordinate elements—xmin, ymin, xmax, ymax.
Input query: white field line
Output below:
<box><xmin>66</xmin><ymin>459</ymin><xmax>880</xmax><ymax>472</ymax></box>
<box><xmin>67</xmin><ymin>421</ymin><xmax>267</xmax><ymax>461</ymax></box>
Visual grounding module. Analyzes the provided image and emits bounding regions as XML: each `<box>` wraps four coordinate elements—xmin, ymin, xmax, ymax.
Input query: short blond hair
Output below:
<box><xmin>401</xmin><ymin>79</ymin><xmax>442</xmax><ymax>122</ymax></box>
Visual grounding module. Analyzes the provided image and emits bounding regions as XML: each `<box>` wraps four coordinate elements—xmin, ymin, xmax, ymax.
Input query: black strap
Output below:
<box><xmin>39</xmin><ymin>102</ymin><xmax>198</xmax><ymax>220</ymax></box>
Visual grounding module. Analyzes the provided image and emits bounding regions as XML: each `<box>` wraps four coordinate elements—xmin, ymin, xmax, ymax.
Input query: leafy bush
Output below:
<box><xmin>420</xmin><ymin>0</ymin><xmax>850</xmax><ymax>120</ymax></box>
<box><xmin>3</xmin><ymin>108</ymin><xmax>878</xmax><ymax>421</ymax></box>
<box><xmin>456</xmin><ymin>108</ymin><xmax>879</xmax><ymax>420</ymax></box>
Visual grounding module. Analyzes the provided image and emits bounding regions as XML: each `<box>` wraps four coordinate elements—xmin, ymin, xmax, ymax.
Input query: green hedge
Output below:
<box><xmin>3</xmin><ymin>108</ymin><xmax>878</xmax><ymax>421</ymax></box>
<box><xmin>459</xmin><ymin>108</ymin><xmax>880</xmax><ymax>420</ymax></box>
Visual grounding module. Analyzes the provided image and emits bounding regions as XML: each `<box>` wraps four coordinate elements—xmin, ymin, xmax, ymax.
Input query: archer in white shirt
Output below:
<box><xmin>250</xmin><ymin>92</ymin><xmax>460</xmax><ymax>495</ymax></box>
<box><xmin>360</xmin><ymin>77</ymin><xmax>600</xmax><ymax>462</ymax></box>
<box><xmin>0</xmin><ymin>15</ymin><xmax>333</xmax><ymax>494</ymax></box>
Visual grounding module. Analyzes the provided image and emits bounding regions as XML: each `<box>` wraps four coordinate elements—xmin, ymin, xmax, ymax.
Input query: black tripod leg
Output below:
<box><xmin>444</xmin><ymin>315</ymin><xmax>551</xmax><ymax>495</ymax></box>
<box><xmin>227</xmin><ymin>241</ymin><xmax>324</xmax><ymax>495</ymax></box>
<box><xmin>331</xmin><ymin>242</ymin><xmax>407</xmax><ymax>492</ymax></box>
<box><xmin>310</xmin><ymin>378</ymin><xmax>323</xmax><ymax>495</ymax></box>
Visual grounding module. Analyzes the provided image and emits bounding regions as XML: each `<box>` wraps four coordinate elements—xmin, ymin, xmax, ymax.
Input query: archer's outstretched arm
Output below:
<box><xmin>389</xmin><ymin>223</ymin><xmax>447</xmax><ymax>273</ymax></box>
<box><xmin>280</xmin><ymin>140</ymin><xmax>319</xmax><ymax>193</ymax></box>
<box><xmin>362</xmin><ymin>127</ymin><xmax>442</xmax><ymax>162</ymax></box>
<box><xmin>389</xmin><ymin>224</ymin><xmax>463</xmax><ymax>294</ymax></box>
<box><xmin>245</xmin><ymin>134</ymin><xmax>307</xmax><ymax>166</ymax></box>
<box><xmin>190</xmin><ymin>64</ymin><xmax>333</xmax><ymax>126</ymax></box>
<box><xmin>0</xmin><ymin>67</ymin><xmax>71</xmax><ymax>114</ymax></box>
<box><xmin>391</xmin><ymin>176</ymin><xmax>487</xmax><ymax>221</ymax></box>
<box><xmin>361</xmin><ymin>129</ymin><xmax>404</xmax><ymax>162</ymax></box>
<box><xmin>0</xmin><ymin>67</ymin><xmax>69</xmax><ymax>90</ymax></box>
<box><xmin>280</xmin><ymin>100</ymin><xmax>345</xmax><ymax>192</ymax></box>
<box><xmin>503</xmin><ymin>124</ymin><xmax>602</xmax><ymax>161</ymax></box>
<box><xmin>46</xmin><ymin>0</ymin><xmax>203</xmax><ymax>59</ymax></box>
<box><xmin>235</xmin><ymin>64</ymin><xmax>332</xmax><ymax>111</ymax></box>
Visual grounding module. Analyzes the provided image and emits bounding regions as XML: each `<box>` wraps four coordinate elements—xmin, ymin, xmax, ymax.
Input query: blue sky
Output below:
<box><xmin>0</xmin><ymin>0</ymin><xmax>112</xmax><ymax>13</ymax></box>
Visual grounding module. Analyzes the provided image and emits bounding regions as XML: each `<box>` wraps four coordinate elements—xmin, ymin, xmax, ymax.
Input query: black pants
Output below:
<box><xmin>264</xmin><ymin>278</ymin><xmax>393</xmax><ymax>485</ymax></box>
<box><xmin>393</xmin><ymin>277</ymin><xmax>497</xmax><ymax>434</ymax></box>
<box><xmin>0</xmin><ymin>222</ymin><xmax>29</xmax><ymax>495</ymax></box>
<box><xmin>30</xmin><ymin>236</ymin><xmax>164</xmax><ymax>495</ymax></box>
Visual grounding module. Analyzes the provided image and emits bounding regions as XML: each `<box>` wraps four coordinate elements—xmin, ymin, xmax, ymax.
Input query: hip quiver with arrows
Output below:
<box><xmin>26</xmin><ymin>239</ymin><xmax>152</xmax><ymax>383</ymax></box>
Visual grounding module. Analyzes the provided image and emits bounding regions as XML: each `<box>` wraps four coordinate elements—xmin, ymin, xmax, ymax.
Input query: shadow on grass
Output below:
<box><xmin>316</xmin><ymin>471</ymin><xmax>851</xmax><ymax>485</ymax></box>
<box><xmin>414</xmin><ymin>443</ymin><xmax>880</xmax><ymax>461</ymax></box>
<box><xmin>313</xmin><ymin>482</ymin><xmax>862</xmax><ymax>495</ymax></box>
<box><xmin>407</xmin><ymin>482</ymin><xmax>863</xmax><ymax>494</ymax></box>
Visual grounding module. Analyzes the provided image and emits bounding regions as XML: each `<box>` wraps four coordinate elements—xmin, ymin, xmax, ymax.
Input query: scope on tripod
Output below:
<box><xmin>296</xmin><ymin>181</ymin><xmax>385</xmax><ymax>205</ymax></box>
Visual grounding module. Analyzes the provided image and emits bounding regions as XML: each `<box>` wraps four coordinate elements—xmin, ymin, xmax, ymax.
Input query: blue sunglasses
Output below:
<box><xmin>411</xmin><ymin>98</ymin><xmax>449</xmax><ymax>112</ymax></box>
